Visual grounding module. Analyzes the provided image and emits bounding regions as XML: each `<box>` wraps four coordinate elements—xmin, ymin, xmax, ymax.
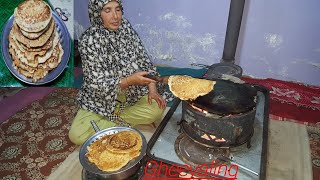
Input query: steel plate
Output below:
<box><xmin>79</xmin><ymin>127</ymin><xmax>147</xmax><ymax>176</ymax></box>
<box><xmin>1</xmin><ymin>12</ymin><xmax>71</xmax><ymax>85</ymax></box>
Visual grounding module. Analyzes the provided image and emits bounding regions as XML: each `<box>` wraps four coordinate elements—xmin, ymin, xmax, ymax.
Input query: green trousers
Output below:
<box><xmin>68</xmin><ymin>95</ymin><xmax>164</xmax><ymax>145</ymax></box>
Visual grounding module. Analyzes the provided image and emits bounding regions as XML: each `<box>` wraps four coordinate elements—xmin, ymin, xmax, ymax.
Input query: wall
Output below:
<box><xmin>122</xmin><ymin>0</ymin><xmax>229</xmax><ymax>68</ymax></box>
<box><xmin>237</xmin><ymin>0</ymin><xmax>320</xmax><ymax>85</ymax></box>
<box><xmin>74</xmin><ymin>0</ymin><xmax>320</xmax><ymax>86</ymax></box>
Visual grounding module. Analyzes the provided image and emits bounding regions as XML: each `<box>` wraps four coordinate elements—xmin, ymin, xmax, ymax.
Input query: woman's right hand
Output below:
<box><xmin>126</xmin><ymin>71</ymin><xmax>156</xmax><ymax>86</ymax></box>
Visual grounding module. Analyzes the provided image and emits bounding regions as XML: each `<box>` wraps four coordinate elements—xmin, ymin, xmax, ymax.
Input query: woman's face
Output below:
<box><xmin>101</xmin><ymin>1</ymin><xmax>122</xmax><ymax>31</ymax></box>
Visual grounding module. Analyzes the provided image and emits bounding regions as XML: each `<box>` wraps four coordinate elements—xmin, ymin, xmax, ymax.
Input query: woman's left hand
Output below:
<box><xmin>148</xmin><ymin>83</ymin><xmax>166</xmax><ymax>109</ymax></box>
<box><xmin>148</xmin><ymin>91</ymin><xmax>167</xmax><ymax>109</ymax></box>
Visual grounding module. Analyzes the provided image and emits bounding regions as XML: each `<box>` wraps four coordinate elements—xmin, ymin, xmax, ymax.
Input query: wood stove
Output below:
<box><xmin>181</xmin><ymin>101</ymin><xmax>256</xmax><ymax>148</ymax></box>
<box><xmin>146</xmin><ymin>85</ymin><xmax>269</xmax><ymax>180</ymax></box>
<box><xmin>180</xmin><ymin>79</ymin><xmax>257</xmax><ymax>148</ymax></box>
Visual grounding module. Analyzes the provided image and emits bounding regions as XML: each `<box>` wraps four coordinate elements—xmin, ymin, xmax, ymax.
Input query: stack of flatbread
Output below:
<box><xmin>168</xmin><ymin>75</ymin><xmax>216</xmax><ymax>100</ymax></box>
<box><xmin>8</xmin><ymin>0</ymin><xmax>63</xmax><ymax>82</ymax></box>
<box><xmin>86</xmin><ymin>131</ymin><xmax>143</xmax><ymax>172</ymax></box>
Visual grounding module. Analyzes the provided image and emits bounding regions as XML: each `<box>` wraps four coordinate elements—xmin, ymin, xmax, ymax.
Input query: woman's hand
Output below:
<box><xmin>148</xmin><ymin>83</ymin><xmax>167</xmax><ymax>109</ymax></box>
<box><xmin>126</xmin><ymin>71</ymin><xmax>156</xmax><ymax>86</ymax></box>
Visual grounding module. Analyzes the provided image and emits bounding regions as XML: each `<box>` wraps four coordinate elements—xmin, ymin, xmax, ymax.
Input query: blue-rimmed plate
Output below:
<box><xmin>1</xmin><ymin>12</ymin><xmax>71</xmax><ymax>85</ymax></box>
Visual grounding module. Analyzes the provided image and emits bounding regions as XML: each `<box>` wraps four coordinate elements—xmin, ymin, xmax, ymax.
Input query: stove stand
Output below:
<box><xmin>146</xmin><ymin>87</ymin><xmax>269</xmax><ymax>180</ymax></box>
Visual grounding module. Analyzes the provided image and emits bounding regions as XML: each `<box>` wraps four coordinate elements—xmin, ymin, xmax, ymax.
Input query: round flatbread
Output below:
<box><xmin>12</xmin><ymin>19</ymin><xmax>55</xmax><ymax>48</ymax></box>
<box><xmin>9</xmin><ymin>30</ymin><xmax>39</xmax><ymax>68</ymax></box>
<box><xmin>106</xmin><ymin>131</ymin><xmax>143</xmax><ymax>154</ymax></box>
<box><xmin>86</xmin><ymin>131</ymin><xmax>143</xmax><ymax>172</ymax></box>
<box><xmin>97</xmin><ymin>150</ymin><xmax>131</xmax><ymax>172</ymax></box>
<box><xmin>168</xmin><ymin>75</ymin><xmax>216</xmax><ymax>100</ymax></box>
<box><xmin>20</xmin><ymin>22</ymin><xmax>50</xmax><ymax>39</ymax></box>
<box><xmin>14</xmin><ymin>0</ymin><xmax>52</xmax><ymax>32</ymax></box>
<box><xmin>38</xmin><ymin>42</ymin><xmax>63</xmax><ymax>70</ymax></box>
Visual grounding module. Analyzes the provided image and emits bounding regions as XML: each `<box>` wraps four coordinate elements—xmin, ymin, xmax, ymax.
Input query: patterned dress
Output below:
<box><xmin>77</xmin><ymin>0</ymin><xmax>173</xmax><ymax>126</ymax></box>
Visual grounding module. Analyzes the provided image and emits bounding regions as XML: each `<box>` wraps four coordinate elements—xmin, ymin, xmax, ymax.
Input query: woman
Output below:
<box><xmin>69</xmin><ymin>0</ymin><xmax>173</xmax><ymax>145</ymax></box>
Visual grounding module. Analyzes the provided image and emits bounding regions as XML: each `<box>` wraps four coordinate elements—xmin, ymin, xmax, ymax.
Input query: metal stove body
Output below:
<box><xmin>146</xmin><ymin>86</ymin><xmax>269</xmax><ymax>180</ymax></box>
<box><xmin>181</xmin><ymin>100</ymin><xmax>256</xmax><ymax>148</ymax></box>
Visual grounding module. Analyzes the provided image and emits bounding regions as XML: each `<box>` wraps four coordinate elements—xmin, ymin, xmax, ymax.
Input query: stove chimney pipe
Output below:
<box><xmin>221</xmin><ymin>0</ymin><xmax>245</xmax><ymax>64</ymax></box>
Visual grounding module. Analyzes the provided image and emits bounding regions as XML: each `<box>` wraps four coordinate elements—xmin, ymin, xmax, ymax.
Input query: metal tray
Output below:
<box><xmin>79</xmin><ymin>127</ymin><xmax>148</xmax><ymax>176</ymax></box>
<box><xmin>1</xmin><ymin>12</ymin><xmax>71</xmax><ymax>85</ymax></box>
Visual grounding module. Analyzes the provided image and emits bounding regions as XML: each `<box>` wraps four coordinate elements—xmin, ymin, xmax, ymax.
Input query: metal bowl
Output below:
<box><xmin>1</xmin><ymin>12</ymin><xmax>71</xmax><ymax>85</ymax></box>
<box><xmin>79</xmin><ymin>127</ymin><xmax>147</xmax><ymax>180</ymax></box>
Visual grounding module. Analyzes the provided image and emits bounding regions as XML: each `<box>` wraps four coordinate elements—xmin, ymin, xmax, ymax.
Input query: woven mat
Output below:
<box><xmin>0</xmin><ymin>88</ymin><xmax>79</xmax><ymax>179</ymax></box>
<box><xmin>0</xmin><ymin>0</ymin><xmax>74</xmax><ymax>87</ymax></box>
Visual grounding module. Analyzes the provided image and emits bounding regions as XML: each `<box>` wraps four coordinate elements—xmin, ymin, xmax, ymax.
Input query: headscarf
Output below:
<box><xmin>77</xmin><ymin>0</ymin><xmax>173</xmax><ymax>126</ymax></box>
<box><xmin>88</xmin><ymin>0</ymin><xmax>123</xmax><ymax>26</ymax></box>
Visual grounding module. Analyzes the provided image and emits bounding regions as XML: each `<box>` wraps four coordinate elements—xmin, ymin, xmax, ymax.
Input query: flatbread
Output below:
<box><xmin>97</xmin><ymin>150</ymin><xmax>131</xmax><ymax>172</ymax></box>
<box><xmin>32</xmin><ymin>68</ymin><xmax>48</xmax><ymax>82</ymax></box>
<box><xmin>86</xmin><ymin>131</ymin><xmax>143</xmax><ymax>172</ymax></box>
<box><xmin>11</xmin><ymin>33</ymin><xmax>47</xmax><ymax>58</ymax></box>
<box><xmin>7</xmin><ymin>0</ymin><xmax>63</xmax><ymax>82</ymax></box>
<box><xmin>168</xmin><ymin>75</ymin><xmax>216</xmax><ymax>100</ymax></box>
<box><xmin>106</xmin><ymin>131</ymin><xmax>142</xmax><ymax>154</ymax></box>
<box><xmin>16</xmin><ymin>27</ymin><xmax>56</xmax><ymax>52</ymax></box>
<box><xmin>129</xmin><ymin>150</ymin><xmax>141</xmax><ymax>159</ymax></box>
<box><xmin>9</xmin><ymin>31</ymin><xmax>61</xmax><ymax>81</ymax></box>
<box><xmin>12</xmin><ymin>19</ymin><xmax>55</xmax><ymax>48</ymax></box>
<box><xmin>86</xmin><ymin>135</ymin><xmax>112</xmax><ymax>165</ymax></box>
<box><xmin>20</xmin><ymin>22</ymin><xmax>50</xmax><ymax>39</ymax></box>
<box><xmin>14</xmin><ymin>0</ymin><xmax>52</xmax><ymax>32</ymax></box>
<box><xmin>10</xmin><ymin>48</ymin><xmax>36</xmax><ymax>74</ymax></box>
<box><xmin>38</xmin><ymin>42</ymin><xmax>63</xmax><ymax>70</ymax></box>
<box><xmin>36</xmin><ymin>31</ymin><xmax>60</xmax><ymax>64</ymax></box>
<box><xmin>9</xmin><ymin>32</ymin><xmax>39</xmax><ymax>68</ymax></box>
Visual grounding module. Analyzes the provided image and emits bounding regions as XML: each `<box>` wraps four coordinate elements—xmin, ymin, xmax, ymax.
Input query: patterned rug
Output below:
<box><xmin>242</xmin><ymin>77</ymin><xmax>320</xmax><ymax>126</ymax></box>
<box><xmin>0</xmin><ymin>88</ymin><xmax>79</xmax><ymax>180</ymax></box>
<box><xmin>307</xmin><ymin>126</ymin><xmax>320</xmax><ymax>180</ymax></box>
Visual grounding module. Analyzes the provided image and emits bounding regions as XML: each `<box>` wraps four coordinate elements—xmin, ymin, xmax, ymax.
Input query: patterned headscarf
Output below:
<box><xmin>88</xmin><ymin>0</ymin><xmax>123</xmax><ymax>26</ymax></box>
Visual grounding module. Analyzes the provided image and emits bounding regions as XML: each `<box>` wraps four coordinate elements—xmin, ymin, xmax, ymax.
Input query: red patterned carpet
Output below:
<box><xmin>243</xmin><ymin>77</ymin><xmax>320</xmax><ymax>180</ymax></box>
<box><xmin>0</xmin><ymin>88</ymin><xmax>79</xmax><ymax>179</ymax></box>
<box><xmin>242</xmin><ymin>77</ymin><xmax>320</xmax><ymax>126</ymax></box>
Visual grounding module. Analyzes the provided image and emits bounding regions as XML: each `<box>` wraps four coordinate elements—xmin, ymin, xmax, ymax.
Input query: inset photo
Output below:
<box><xmin>0</xmin><ymin>0</ymin><xmax>74</xmax><ymax>87</ymax></box>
